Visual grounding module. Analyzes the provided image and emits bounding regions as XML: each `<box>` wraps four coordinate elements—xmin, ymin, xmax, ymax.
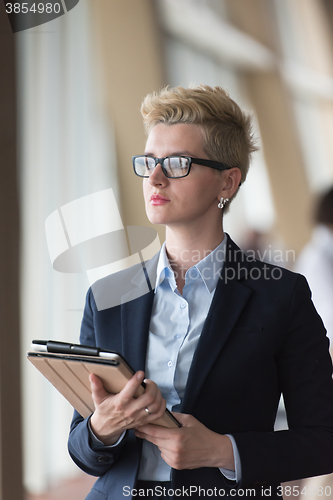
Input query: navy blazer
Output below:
<box><xmin>68</xmin><ymin>236</ymin><xmax>333</xmax><ymax>499</ymax></box>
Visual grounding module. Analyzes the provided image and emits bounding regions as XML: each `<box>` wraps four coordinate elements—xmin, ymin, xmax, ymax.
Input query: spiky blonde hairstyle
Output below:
<box><xmin>141</xmin><ymin>85</ymin><xmax>257</xmax><ymax>185</ymax></box>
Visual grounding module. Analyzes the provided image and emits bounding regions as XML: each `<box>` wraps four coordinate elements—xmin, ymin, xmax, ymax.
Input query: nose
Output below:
<box><xmin>148</xmin><ymin>162</ymin><xmax>167</xmax><ymax>185</ymax></box>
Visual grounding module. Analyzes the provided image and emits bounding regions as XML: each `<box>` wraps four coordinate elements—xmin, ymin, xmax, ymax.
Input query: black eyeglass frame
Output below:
<box><xmin>132</xmin><ymin>155</ymin><xmax>233</xmax><ymax>179</ymax></box>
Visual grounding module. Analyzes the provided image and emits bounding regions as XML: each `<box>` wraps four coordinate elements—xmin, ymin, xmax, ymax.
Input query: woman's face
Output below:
<box><xmin>143</xmin><ymin>123</ymin><xmax>226</xmax><ymax>231</ymax></box>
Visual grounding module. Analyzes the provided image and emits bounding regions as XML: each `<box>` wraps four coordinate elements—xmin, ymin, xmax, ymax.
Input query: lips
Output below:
<box><xmin>150</xmin><ymin>194</ymin><xmax>170</xmax><ymax>205</ymax></box>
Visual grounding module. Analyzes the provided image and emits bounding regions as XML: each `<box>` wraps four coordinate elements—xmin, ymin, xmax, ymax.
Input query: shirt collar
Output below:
<box><xmin>155</xmin><ymin>243</ymin><xmax>175</xmax><ymax>290</ymax></box>
<box><xmin>195</xmin><ymin>237</ymin><xmax>226</xmax><ymax>292</ymax></box>
<box><xmin>155</xmin><ymin>236</ymin><xmax>227</xmax><ymax>294</ymax></box>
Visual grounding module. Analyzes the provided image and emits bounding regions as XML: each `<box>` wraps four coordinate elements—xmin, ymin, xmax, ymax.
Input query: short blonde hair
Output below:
<box><xmin>141</xmin><ymin>85</ymin><xmax>257</xmax><ymax>185</ymax></box>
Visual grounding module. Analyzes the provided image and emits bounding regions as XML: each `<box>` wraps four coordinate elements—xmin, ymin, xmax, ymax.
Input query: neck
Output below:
<box><xmin>165</xmin><ymin>223</ymin><xmax>225</xmax><ymax>290</ymax></box>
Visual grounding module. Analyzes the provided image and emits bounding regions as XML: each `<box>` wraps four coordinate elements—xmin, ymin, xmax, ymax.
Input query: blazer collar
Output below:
<box><xmin>182</xmin><ymin>235</ymin><xmax>253</xmax><ymax>413</ymax></box>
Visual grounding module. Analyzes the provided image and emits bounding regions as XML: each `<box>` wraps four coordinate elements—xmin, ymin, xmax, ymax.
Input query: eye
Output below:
<box><xmin>164</xmin><ymin>157</ymin><xmax>189</xmax><ymax>177</ymax></box>
<box><xmin>145</xmin><ymin>157</ymin><xmax>155</xmax><ymax>171</ymax></box>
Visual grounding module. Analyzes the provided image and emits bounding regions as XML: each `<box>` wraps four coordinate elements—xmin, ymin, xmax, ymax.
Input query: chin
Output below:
<box><xmin>146</xmin><ymin>206</ymin><xmax>168</xmax><ymax>226</ymax></box>
<box><xmin>147</xmin><ymin>214</ymin><xmax>168</xmax><ymax>226</ymax></box>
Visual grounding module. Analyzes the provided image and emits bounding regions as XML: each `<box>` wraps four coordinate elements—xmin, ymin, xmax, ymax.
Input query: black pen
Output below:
<box><xmin>31</xmin><ymin>340</ymin><xmax>117</xmax><ymax>359</ymax></box>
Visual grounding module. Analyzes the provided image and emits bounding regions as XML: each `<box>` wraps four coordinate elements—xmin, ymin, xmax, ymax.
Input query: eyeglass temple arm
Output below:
<box><xmin>193</xmin><ymin>158</ymin><xmax>242</xmax><ymax>186</ymax></box>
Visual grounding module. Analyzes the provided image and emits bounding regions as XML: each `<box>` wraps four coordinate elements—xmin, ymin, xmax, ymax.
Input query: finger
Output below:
<box><xmin>135</xmin><ymin>423</ymin><xmax>172</xmax><ymax>440</ymax></box>
<box><xmin>89</xmin><ymin>373</ymin><xmax>111</xmax><ymax>405</ymax></box>
<box><xmin>141</xmin><ymin>394</ymin><xmax>166</xmax><ymax>419</ymax></box>
<box><xmin>117</xmin><ymin>371</ymin><xmax>145</xmax><ymax>403</ymax></box>
<box><xmin>136</xmin><ymin>379</ymin><xmax>163</xmax><ymax>413</ymax></box>
<box><xmin>135</xmin><ymin>429</ymin><xmax>154</xmax><ymax>443</ymax></box>
<box><xmin>135</xmin><ymin>428</ymin><xmax>159</xmax><ymax>444</ymax></box>
<box><xmin>135</xmin><ymin>428</ymin><xmax>173</xmax><ymax>449</ymax></box>
<box><xmin>170</xmin><ymin>412</ymin><xmax>192</xmax><ymax>426</ymax></box>
<box><xmin>146</xmin><ymin>390</ymin><xmax>166</xmax><ymax>416</ymax></box>
<box><xmin>140</xmin><ymin>383</ymin><xmax>162</xmax><ymax>413</ymax></box>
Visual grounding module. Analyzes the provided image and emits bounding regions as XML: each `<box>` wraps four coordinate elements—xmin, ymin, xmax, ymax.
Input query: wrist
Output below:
<box><xmin>210</xmin><ymin>433</ymin><xmax>235</xmax><ymax>470</ymax></box>
<box><xmin>90</xmin><ymin>413</ymin><xmax>123</xmax><ymax>446</ymax></box>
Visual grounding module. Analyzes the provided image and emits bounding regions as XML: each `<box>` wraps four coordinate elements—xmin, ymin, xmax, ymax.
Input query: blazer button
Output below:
<box><xmin>97</xmin><ymin>455</ymin><xmax>110</xmax><ymax>463</ymax></box>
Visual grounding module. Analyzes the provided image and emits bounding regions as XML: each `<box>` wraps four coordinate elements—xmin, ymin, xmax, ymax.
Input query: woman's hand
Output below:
<box><xmin>89</xmin><ymin>371</ymin><xmax>166</xmax><ymax>445</ymax></box>
<box><xmin>135</xmin><ymin>413</ymin><xmax>235</xmax><ymax>471</ymax></box>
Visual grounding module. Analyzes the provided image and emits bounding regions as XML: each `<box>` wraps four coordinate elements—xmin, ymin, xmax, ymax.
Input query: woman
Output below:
<box><xmin>68</xmin><ymin>86</ymin><xmax>333</xmax><ymax>500</ymax></box>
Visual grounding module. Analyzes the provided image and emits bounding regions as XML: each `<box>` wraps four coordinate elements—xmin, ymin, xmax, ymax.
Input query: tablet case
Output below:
<box><xmin>27</xmin><ymin>351</ymin><xmax>180</xmax><ymax>428</ymax></box>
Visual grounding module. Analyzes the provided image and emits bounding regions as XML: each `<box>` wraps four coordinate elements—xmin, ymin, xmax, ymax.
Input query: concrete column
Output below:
<box><xmin>0</xmin><ymin>3</ymin><xmax>24</xmax><ymax>500</ymax></box>
<box><xmin>225</xmin><ymin>0</ymin><xmax>312</xmax><ymax>253</ymax></box>
<box><xmin>90</xmin><ymin>0</ymin><xmax>166</xmax><ymax>243</ymax></box>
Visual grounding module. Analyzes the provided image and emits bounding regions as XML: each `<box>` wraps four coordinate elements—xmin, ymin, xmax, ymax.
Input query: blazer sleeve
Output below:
<box><xmin>67</xmin><ymin>288</ymin><xmax>127</xmax><ymax>476</ymax></box>
<box><xmin>232</xmin><ymin>274</ymin><xmax>333</xmax><ymax>486</ymax></box>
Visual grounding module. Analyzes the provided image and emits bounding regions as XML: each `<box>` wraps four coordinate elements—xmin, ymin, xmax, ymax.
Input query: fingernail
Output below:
<box><xmin>136</xmin><ymin>371</ymin><xmax>144</xmax><ymax>381</ymax></box>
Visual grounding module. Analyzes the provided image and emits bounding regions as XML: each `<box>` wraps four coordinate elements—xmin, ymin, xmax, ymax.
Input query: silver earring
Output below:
<box><xmin>218</xmin><ymin>197</ymin><xmax>229</xmax><ymax>209</ymax></box>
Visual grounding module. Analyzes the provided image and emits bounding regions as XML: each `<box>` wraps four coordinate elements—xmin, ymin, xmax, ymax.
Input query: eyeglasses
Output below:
<box><xmin>132</xmin><ymin>155</ymin><xmax>232</xmax><ymax>179</ymax></box>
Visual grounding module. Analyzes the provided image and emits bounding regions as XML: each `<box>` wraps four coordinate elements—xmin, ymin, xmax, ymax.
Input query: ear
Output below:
<box><xmin>218</xmin><ymin>168</ymin><xmax>242</xmax><ymax>200</ymax></box>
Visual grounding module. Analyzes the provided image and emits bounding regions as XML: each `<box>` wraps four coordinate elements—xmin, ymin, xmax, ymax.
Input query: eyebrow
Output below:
<box><xmin>143</xmin><ymin>151</ymin><xmax>194</xmax><ymax>157</ymax></box>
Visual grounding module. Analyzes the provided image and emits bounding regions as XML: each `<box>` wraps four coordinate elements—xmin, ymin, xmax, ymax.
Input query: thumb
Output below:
<box><xmin>171</xmin><ymin>412</ymin><xmax>193</xmax><ymax>426</ymax></box>
<box><xmin>89</xmin><ymin>373</ymin><xmax>109</xmax><ymax>405</ymax></box>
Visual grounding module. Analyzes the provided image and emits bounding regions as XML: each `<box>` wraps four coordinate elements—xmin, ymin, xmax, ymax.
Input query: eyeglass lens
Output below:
<box><xmin>134</xmin><ymin>156</ymin><xmax>189</xmax><ymax>178</ymax></box>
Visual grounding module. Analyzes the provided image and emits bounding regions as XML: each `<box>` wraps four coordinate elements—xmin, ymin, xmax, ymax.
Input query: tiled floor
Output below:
<box><xmin>25</xmin><ymin>474</ymin><xmax>96</xmax><ymax>500</ymax></box>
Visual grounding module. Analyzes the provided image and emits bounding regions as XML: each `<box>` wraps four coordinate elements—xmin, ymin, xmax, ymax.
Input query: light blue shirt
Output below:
<box><xmin>138</xmin><ymin>237</ymin><xmax>241</xmax><ymax>482</ymax></box>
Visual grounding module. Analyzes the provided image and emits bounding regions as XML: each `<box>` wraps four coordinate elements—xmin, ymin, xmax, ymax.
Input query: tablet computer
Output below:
<box><xmin>27</xmin><ymin>340</ymin><xmax>181</xmax><ymax>429</ymax></box>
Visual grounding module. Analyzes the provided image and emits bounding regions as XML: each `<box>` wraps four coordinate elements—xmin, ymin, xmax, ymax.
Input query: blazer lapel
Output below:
<box><xmin>182</xmin><ymin>236</ymin><xmax>253</xmax><ymax>413</ymax></box>
<box><xmin>120</xmin><ymin>252</ymin><xmax>159</xmax><ymax>372</ymax></box>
